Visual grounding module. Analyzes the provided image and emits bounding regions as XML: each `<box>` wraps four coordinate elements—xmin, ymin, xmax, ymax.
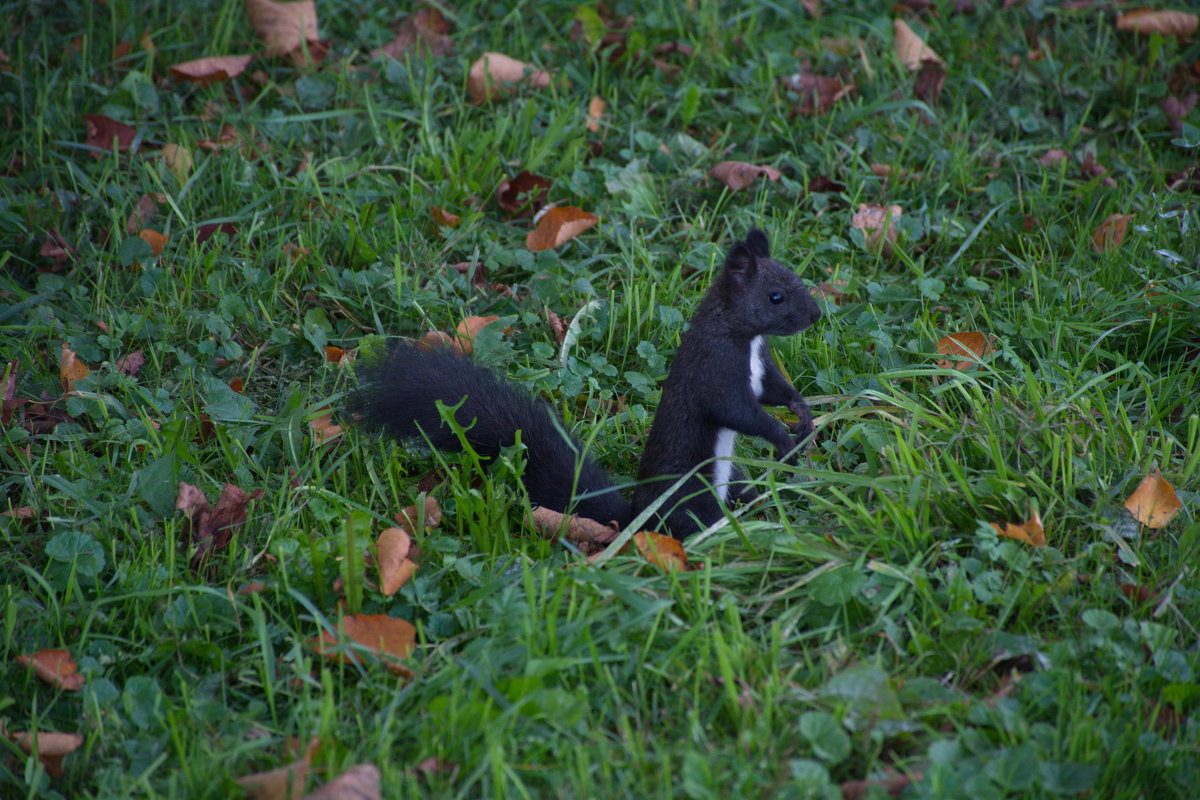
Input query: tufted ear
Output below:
<box><xmin>723</xmin><ymin>240</ymin><xmax>758</xmax><ymax>293</ymax></box>
<box><xmin>745</xmin><ymin>229</ymin><xmax>770</xmax><ymax>258</ymax></box>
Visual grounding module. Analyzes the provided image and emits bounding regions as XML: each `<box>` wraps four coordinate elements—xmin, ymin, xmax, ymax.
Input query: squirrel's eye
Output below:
<box><xmin>769</xmin><ymin>291</ymin><xmax>784</xmax><ymax>304</ymax></box>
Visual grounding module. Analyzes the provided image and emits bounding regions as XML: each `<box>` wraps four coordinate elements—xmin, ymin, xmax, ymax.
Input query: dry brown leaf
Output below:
<box><xmin>467</xmin><ymin>52</ymin><xmax>551</xmax><ymax>103</ymax></box>
<box><xmin>526</xmin><ymin>206</ymin><xmax>598</xmax><ymax>251</ymax></box>
<box><xmin>530</xmin><ymin>506</ymin><xmax>620</xmax><ymax>554</ymax></box>
<box><xmin>245</xmin><ymin>0</ymin><xmax>320</xmax><ymax>57</ymax></box>
<box><xmin>708</xmin><ymin>161</ymin><xmax>783</xmax><ymax>191</ymax></box>
<box><xmin>786</xmin><ymin>71</ymin><xmax>854</xmax><ymax>115</ymax></box>
<box><xmin>138</xmin><ymin>229</ymin><xmax>169</xmax><ymax>257</ymax></box>
<box><xmin>40</xmin><ymin>229</ymin><xmax>76</xmax><ymax>270</ymax></box>
<box><xmin>324</xmin><ymin>346</ymin><xmax>344</xmax><ymax>363</ymax></box>
<box><xmin>196</xmin><ymin>221</ymin><xmax>240</xmax><ymax>244</ymax></box>
<box><xmin>10</xmin><ymin>730</ymin><xmax>84</xmax><ymax>778</ymax></box>
<box><xmin>311</xmin><ymin>614</ymin><xmax>416</xmax><ymax>676</ymax></box>
<box><xmin>1092</xmin><ymin>213</ymin><xmax>1134</xmax><ymax>253</ymax></box>
<box><xmin>894</xmin><ymin>19</ymin><xmax>944</xmax><ymax>70</ymax></box>
<box><xmin>371</xmin><ymin>8</ymin><xmax>452</xmax><ymax>59</ymax></box>
<box><xmin>239</xmin><ymin>581</ymin><xmax>267</xmax><ymax>595</ymax></box>
<box><xmin>913</xmin><ymin>61</ymin><xmax>946</xmax><ymax>106</ymax></box>
<box><xmin>451</xmin><ymin>315</ymin><xmax>502</xmax><ymax>355</ymax></box>
<box><xmin>59</xmin><ymin>343</ymin><xmax>91</xmax><ymax>392</ymax></box>
<box><xmin>198</xmin><ymin>123</ymin><xmax>242</xmax><ymax>152</ymax></box>
<box><xmin>162</xmin><ymin>143</ymin><xmax>193</xmax><ymax>182</ymax></box>
<box><xmin>587</xmin><ymin>96</ymin><xmax>606</xmax><ymax>133</ymax></box>
<box><xmin>377</xmin><ymin>527</ymin><xmax>418</xmax><ymax>596</ymax></box>
<box><xmin>298</xmin><ymin>764</ymin><xmax>381</xmax><ymax>800</ymax></box>
<box><xmin>168</xmin><ymin>54</ymin><xmax>254</xmax><ymax>85</ymax></box>
<box><xmin>395</xmin><ymin>496</ymin><xmax>441</xmax><ymax>530</ymax></box>
<box><xmin>430</xmin><ymin>206</ymin><xmax>461</xmax><ymax>228</ymax></box>
<box><xmin>310</xmin><ymin>409</ymin><xmax>343</xmax><ymax>444</ymax></box>
<box><xmin>176</xmin><ymin>482</ymin><xmax>263</xmax><ymax>573</ymax></box>
<box><xmin>236</xmin><ymin>758</ymin><xmax>310</xmax><ymax>800</ymax></box>
<box><xmin>496</xmin><ymin>171</ymin><xmax>551</xmax><ymax>217</ymax></box>
<box><xmin>83</xmin><ymin>114</ymin><xmax>138</xmax><ymax>158</ymax></box>
<box><xmin>991</xmin><ymin>508</ymin><xmax>1046</xmax><ymax>547</ymax></box>
<box><xmin>1037</xmin><ymin>148</ymin><xmax>1069</xmax><ymax>167</ymax></box>
<box><xmin>229</xmin><ymin>377</ymin><xmax>245</xmax><ymax>393</ymax></box>
<box><xmin>934</xmin><ymin>331</ymin><xmax>993</xmax><ymax>370</ymax></box>
<box><xmin>850</xmin><ymin>203</ymin><xmax>903</xmax><ymax>256</ymax></box>
<box><xmin>1116</xmin><ymin>9</ymin><xmax>1198</xmax><ymax>38</ymax></box>
<box><xmin>1124</xmin><ymin>469</ymin><xmax>1183</xmax><ymax>529</ymax></box>
<box><xmin>125</xmin><ymin>193</ymin><xmax>163</xmax><ymax>235</ymax></box>
<box><xmin>812</xmin><ymin>280</ymin><xmax>851</xmax><ymax>304</ymax></box>
<box><xmin>16</xmin><ymin>649</ymin><xmax>85</xmax><ymax>691</ymax></box>
<box><xmin>633</xmin><ymin>531</ymin><xmax>692</xmax><ymax>572</ymax></box>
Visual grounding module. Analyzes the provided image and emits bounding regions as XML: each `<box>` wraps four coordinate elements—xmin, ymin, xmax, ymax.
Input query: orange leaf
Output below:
<box><xmin>229</xmin><ymin>377</ymin><xmax>245</xmax><ymax>393</ymax></box>
<box><xmin>934</xmin><ymin>331</ymin><xmax>993</xmax><ymax>370</ymax></box>
<box><xmin>430</xmin><ymin>206</ymin><xmax>461</xmax><ymax>228</ymax></box>
<box><xmin>311</xmin><ymin>614</ymin><xmax>416</xmax><ymax>676</ymax></box>
<box><xmin>633</xmin><ymin>531</ymin><xmax>692</xmax><ymax>572</ymax></box>
<box><xmin>991</xmin><ymin>508</ymin><xmax>1046</xmax><ymax>547</ymax></box>
<box><xmin>708</xmin><ymin>161</ymin><xmax>783</xmax><ymax>191</ymax></box>
<box><xmin>850</xmin><ymin>203</ymin><xmax>903</xmax><ymax>256</ymax></box>
<box><xmin>310</xmin><ymin>409</ymin><xmax>343</xmax><ymax>445</ymax></box>
<box><xmin>377</xmin><ymin>527</ymin><xmax>418</xmax><ymax>596</ymax></box>
<box><xmin>587</xmin><ymin>96</ymin><xmax>607</xmax><ymax>133</ymax></box>
<box><xmin>16</xmin><ymin>649</ymin><xmax>84</xmax><ymax>691</ymax></box>
<box><xmin>245</xmin><ymin>0</ymin><xmax>321</xmax><ymax>57</ymax></box>
<box><xmin>323</xmin><ymin>345</ymin><xmax>344</xmax><ymax>363</ymax></box>
<box><xmin>1124</xmin><ymin>469</ymin><xmax>1183</xmax><ymax>529</ymax></box>
<box><xmin>168</xmin><ymin>54</ymin><xmax>254</xmax><ymax>85</ymax></box>
<box><xmin>894</xmin><ymin>19</ymin><xmax>943</xmax><ymax>70</ymax></box>
<box><xmin>451</xmin><ymin>315</ymin><xmax>502</xmax><ymax>355</ymax></box>
<box><xmin>526</xmin><ymin>206</ymin><xmax>598</xmax><ymax>251</ymax></box>
<box><xmin>1092</xmin><ymin>213</ymin><xmax>1134</xmax><ymax>253</ymax></box>
<box><xmin>139</xmin><ymin>229</ymin><xmax>169</xmax><ymax>256</ymax></box>
<box><xmin>1116</xmin><ymin>9</ymin><xmax>1198</xmax><ymax>39</ymax></box>
<box><xmin>59</xmin><ymin>343</ymin><xmax>91</xmax><ymax>392</ymax></box>
<box><xmin>467</xmin><ymin>52</ymin><xmax>551</xmax><ymax>103</ymax></box>
<box><xmin>10</xmin><ymin>731</ymin><xmax>84</xmax><ymax>778</ymax></box>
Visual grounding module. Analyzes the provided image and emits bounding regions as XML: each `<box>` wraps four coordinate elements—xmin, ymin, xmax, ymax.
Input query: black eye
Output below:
<box><xmin>769</xmin><ymin>291</ymin><xmax>784</xmax><ymax>304</ymax></box>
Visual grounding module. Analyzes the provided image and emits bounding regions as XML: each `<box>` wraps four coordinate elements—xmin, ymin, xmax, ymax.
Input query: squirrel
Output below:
<box><xmin>351</xmin><ymin>229</ymin><xmax>821</xmax><ymax>539</ymax></box>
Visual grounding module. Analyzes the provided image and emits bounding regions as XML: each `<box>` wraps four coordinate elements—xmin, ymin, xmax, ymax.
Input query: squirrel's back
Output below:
<box><xmin>352</xmin><ymin>344</ymin><xmax>632</xmax><ymax>527</ymax></box>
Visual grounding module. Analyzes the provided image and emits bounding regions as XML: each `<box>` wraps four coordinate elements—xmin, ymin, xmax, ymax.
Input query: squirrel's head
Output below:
<box><xmin>719</xmin><ymin>229</ymin><xmax>821</xmax><ymax>337</ymax></box>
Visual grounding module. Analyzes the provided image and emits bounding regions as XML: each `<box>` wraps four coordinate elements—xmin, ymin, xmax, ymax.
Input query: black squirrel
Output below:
<box><xmin>352</xmin><ymin>229</ymin><xmax>821</xmax><ymax>539</ymax></box>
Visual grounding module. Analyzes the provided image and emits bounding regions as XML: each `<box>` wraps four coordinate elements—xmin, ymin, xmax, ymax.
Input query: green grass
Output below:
<box><xmin>2</xmin><ymin>0</ymin><xmax>1199</xmax><ymax>797</ymax></box>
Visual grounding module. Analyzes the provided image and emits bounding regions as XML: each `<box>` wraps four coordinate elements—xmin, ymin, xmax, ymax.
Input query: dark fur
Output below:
<box><xmin>632</xmin><ymin>229</ymin><xmax>821</xmax><ymax>538</ymax></box>
<box><xmin>352</xmin><ymin>229</ymin><xmax>819</xmax><ymax>539</ymax></box>
<box><xmin>351</xmin><ymin>344</ymin><xmax>633</xmax><ymax>527</ymax></box>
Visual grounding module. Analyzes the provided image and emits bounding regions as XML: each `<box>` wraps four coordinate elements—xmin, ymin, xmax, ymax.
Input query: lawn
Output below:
<box><xmin>2</xmin><ymin>0</ymin><xmax>1199</xmax><ymax>797</ymax></box>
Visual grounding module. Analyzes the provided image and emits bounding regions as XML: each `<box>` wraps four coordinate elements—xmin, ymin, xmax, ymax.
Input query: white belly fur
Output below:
<box><xmin>713</xmin><ymin>428</ymin><xmax>735</xmax><ymax>502</ymax></box>
<box><xmin>749</xmin><ymin>336</ymin><xmax>765</xmax><ymax>399</ymax></box>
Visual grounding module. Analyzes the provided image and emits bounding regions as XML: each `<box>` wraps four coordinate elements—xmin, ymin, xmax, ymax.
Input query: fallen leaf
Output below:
<box><xmin>587</xmin><ymin>95</ymin><xmax>606</xmax><ymax>132</ymax></box>
<box><xmin>311</xmin><ymin>614</ymin><xmax>416</xmax><ymax>676</ymax></box>
<box><xmin>1037</xmin><ymin>148</ymin><xmax>1069</xmax><ymax>167</ymax></box>
<box><xmin>467</xmin><ymin>52</ymin><xmax>551</xmax><ymax>103</ymax></box>
<box><xmin>229</xmin><ymin>377</ymin><xmax>245</xmax><ymax>392</ymax></box>
<box><xmin>812</xmin><ymin>280</ymin><xmax>850</xmax><ymax>304</ymax></box>
<box><xmin>452</xmin><ymin>315</ymin><xmax>502</xmax><ymax>355</ymax></box>
<box><xmin>236</xmin><ymin>740</ymin><xmax>319</xmax><ymax>800</ymax></box>
<box><xmin>894</xmin><ymin>19</ymin><xmax>944</xmax><ymax>70</ymax></box>
<box><xmin>162</xmin><ymin>143</ymin><xmax>193</xmax><ymax>182</ymax></box>
<box><xmin>785</xmin><ymin>70</ymin><xmax>854</xmax><ymax>115</ymax></box>
<box><xmin>298</xmin><ymin>764</ymin><xmax>381</xmax><ymax>800</ymax></box>
<box><xmin>913</xmin><ymin>61</ymin><xmax>946</xmax><ymax>106</ymax></box>
<box><xmin>115</xmin><ymin>350</ymin><xmax>145</xmax><ymax>377</ymax></box>
<box><xmin>545</xmin><ymin>307</ymin><xmax>568</xmax><ymax>343</ymax></box>
<box><xmin>934</xmin><ymin>331</ymin><xmax>993</xmax><ymax>370</ymax></box>
<box><xmin>1161</xmin><ymin>92</ymin><xmax>1199</xmax><ymax>133</ymax></box>
<box><xmin>377</xmin><ymin>527</ymin><xmax>418</xmax><ymax>596</ymax></box>
<box><xmin>168</xmin><ymin>54</ymin><xmax>254</xmax><ymax>85</ymax></box>
<box><xmin>196</xmin><ymin>221</ymin><xmax>239</xmax><ymax>244</ymax></box>
<box><xmin>808</xmin><ymin>175</ymin><xmax>846</xmax><ymax>193</ymax></box>
<box><xmin>708</xmin><ymin>161</ymin><xmax>783</xmax><ymax>191</ymax></box>
<box><xmin>430</xmin><ymin>206</ymin><xmax>461</xmax><ymax>228</ymax></box>
<box><xmin>83</xmin><ymin>114</ymin><xmax>138</xmax><ymax>158</ymax></box>
<box><xmin>324</xmin><ymin>346</ymin><xmax>344</xmax><ymax>363</ymax></box>
<box><xmin>59</xmin><ymin>343</ymin><xmax>91</xmax><ymax>392</ymax></box>
<box><xmin>198</xmin><ymin>123</ymin><xmax>242</xmax><ymax>151</ymax></box>
<box><xmin>991</xmin><ymin>508</ymin><xmax>1046</xmax><ymax>547</ymax></box>
<box><xmin>634</xmin><ymin>531</ymin><xmax>692</xmax><ymax>572</ymax></box>
<box><xmin>1124</xmin><ymin>469</ymin><xmax>1182</xmax><ymax>529</ymax></box>
<box><xmin>239</xmin><ymin>581</ymin><xmax>266</xmax><ymax>595</ymax></box>
<box><xmin>125</xmin><ymin>193</ymin><xmax>163</xmax><ymax>235</ymax></box>
<box><xmin>526</xmin><ymin>206</ymin><xmax>598</xmax><ymax>251</ymax></box>
<box><xmin>16</xmin><ymin>649</ymin><xmax>85</xmax><ymax>691</ymax></box>
<box><xmin>245</xmin><ymin>0</ymin><xmax>321</xmax><ymax>57</ymax></box>
<box><xmin>394</xmin><ymin>496</ymin><xmax>441</xmax><ymax>530</ymax></box>
<box><xmin>850</xmin><ymin>203</ymin><xmax>903</xmax><ymax>256</ymax></box>
<box><xmin>176</xmin><ymin>482</ymin><xmax>262</xmax><ymax>573</ymax></box>
<box><xmin>496</xmin><ymin>171</ymin><xmax>551</xmax><ymax>217</ymax></box>
<box><xmin>1</xmin><ymin>362</ymin><xmax>18</xmax><ymax>425</ymax></box>
<box><xmin>40</xmin><ymin>229</ymin><xmax>76</xmax><ymax>270</ymax></box>
<box><xmin>1092</xmin><ymin>213</ymin><xmax>1134</xmax><ymax>253</ymax></box>
<box><xmin>139</xmin><ymin>229</ymin><xmax>169</xmax><ymax>257</ymax></box>
<box><xmin>1079</xmin><ymin>151</ymin><xmax>1115</xmax><ymax>187</ymax></box>
<box><xmin>414</xmin><ymin>757</ymin><xmax>458</xmax><ymax>782</ymax></box>
<box><xmin>1116</xmin><ymin>9</ymin><xmax>1198</xmax><ymax>39</ymax></box>
<box><xmin>530</xmin><ymin>506</ymin><xmax>620</xmax><ymax>555</ymax></box>
<box><xmin>310</xmin><ymin>409</ymin><xmax>343</xmax><ymax>444</ymax></box>
<box><xmin>370</xmin><ymin>7</ymin><xmax>452</xmax><ymax>59</ymax></box>
<box><xmin>10</xmin><ymin>731</ymin><xmax>84</xmax><ymax>778</ymax></box>
<box><xmin>841</xmin><ymin>772</ymin><xmax>920</xmax><ymax>800</ymax></box>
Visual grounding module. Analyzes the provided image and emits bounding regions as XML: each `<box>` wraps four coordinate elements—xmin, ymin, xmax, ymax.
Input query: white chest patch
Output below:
<box><xmin>712</xmin><ymin>428</ymin><xmax>736</xmax><ymax>502</ymax></box>
<box><xmin>748</xmin><ymin>336</ymin><xmax>766</xmax><ymax>399</ymax></box>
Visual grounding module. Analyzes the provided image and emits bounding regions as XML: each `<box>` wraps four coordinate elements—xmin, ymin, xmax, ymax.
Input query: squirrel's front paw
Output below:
<box><xmin>789</xmin><ymin>398</ymin><xmax>813</xmax><ymax>442</ymax></box>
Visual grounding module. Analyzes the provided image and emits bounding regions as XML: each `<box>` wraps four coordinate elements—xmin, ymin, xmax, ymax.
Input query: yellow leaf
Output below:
<box><xmin>1124</xmin><ymin>469</ymin><xmax>1183</xmax><ymax>529</ymax></box>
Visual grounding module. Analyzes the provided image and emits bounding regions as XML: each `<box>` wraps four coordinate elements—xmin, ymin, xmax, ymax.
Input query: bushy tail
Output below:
<box><xmin>351</xmin><ymin>343</ymin><xmax>632</xmax><ymax>527</ymax></box>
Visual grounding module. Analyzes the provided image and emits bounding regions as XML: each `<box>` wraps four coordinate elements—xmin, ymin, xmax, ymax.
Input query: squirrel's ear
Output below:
<box><xmin>745</xmin><ymin>229</ymin><xmax>770</xmax><ymax>258</ymax></box>
<box><xmin>724</xmin><ymin>240</ymin><xmax>757</xmax><ymax>292</ymax></box>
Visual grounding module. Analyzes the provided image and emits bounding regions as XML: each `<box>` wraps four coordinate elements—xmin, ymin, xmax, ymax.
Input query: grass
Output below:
<box><xmin>2</xmin><ymin>0</ymin><xmax>1199</xmax><ymax>797</ymax></box>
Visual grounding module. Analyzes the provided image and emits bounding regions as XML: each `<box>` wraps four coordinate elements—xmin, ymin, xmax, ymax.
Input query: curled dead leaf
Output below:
<box><xmin>708</xmin><ymin>161</ymin><xmax>783</xmax><ymax>191</ymax></box>
<box><xmin>894</xmin><ymin>19</ymin><xmax>944</xmax><ymax>69</ymax></box>
<box><xmin>526</xmin><ymin>206</ymin><xmax>598</xmax><ymax>251</ymax></box>
<box><xmin>59</xmin><ymin>343</ymin><xmax>91</xmax><ymax>392</ymax></box>
<box><xmin>467</xmin><ymin>52</ymin><xmax>551</xmax><ymax>104</ymax></box>
<box><xmin>310</xmin><ymin>409</ymin><xmax>343</xmax><ymax>444</ymax></box>
<box><xmin>991</xmin><ymin>508</ymin><xmax>1046</xmax><ymax>547</ymax></box>
<box><xmin>850</xmin><ymin>203</ymin><xmax>903</xmax><ymax>256</ymax></box>
<box><xmin>530</xmin><ymin>506</ymin><xmax>620</xmax><ymax>555</ymax></box>
<box><xmin>11</xmin><ymin>731</ymin><xmax>84</xmax><ymax>778</ymax></box>
<box><xmin>16</xmin><ymin>649</ymin><xmax>85</xmax><ymax>691</ymax></box>
<box><xmin>634</xmin><ymin>531</ymin><xmax>692</xmax><ymax>572</ymax></box>
<box><xmin>1115</xmin><ymin>9</ymin><xmax>1198</xmax><ymax>39</ymax></box>
<box><xmin>934</xmin><ymin>331</ymin><xmax>993</xmax><ymax>370</ymax></box>
<box><xmin>168</xmin><ymin>54</ymin><xmax>254</xmax><ymax>85</ymax></box>
<box><xmin>1124</xmin><ymin>469</ymin><xmax>1182</xmax><ymax>529</ymax></box>
<box><xmin>377</xmin><ymin>527</ymin><xmax>418</xmax><ymax>596</ymax></box>
<box><xmin>1092</xmin><ymin>213</ymin><xmax>1134</xmax><ymax>253</ymax></box>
